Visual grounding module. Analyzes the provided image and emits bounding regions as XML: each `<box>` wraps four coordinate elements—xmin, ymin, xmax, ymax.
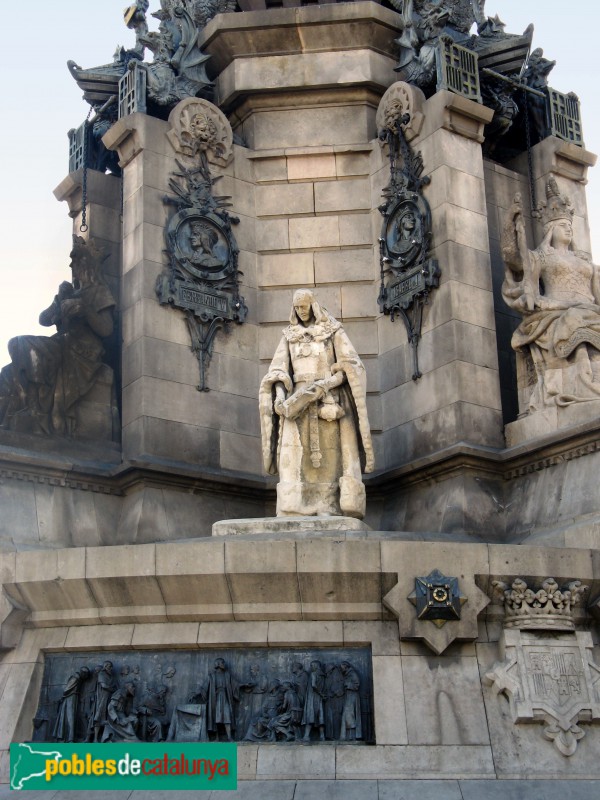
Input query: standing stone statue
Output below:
<box><xmin>502</xmin><ymin>178</ymin><xmax>600</xmax><ymax>413</ymax></box>
<box><xmin>259</xmin><ymin>289</ymin><xmax>374</xmax><ymax>518</ymax></box>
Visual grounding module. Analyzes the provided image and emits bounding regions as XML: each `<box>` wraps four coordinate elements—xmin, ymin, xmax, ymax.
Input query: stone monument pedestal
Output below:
<box><xmin>212</xmin><ymin>516</ymin><xmax>371</xmax><ymax>536</ymax></box>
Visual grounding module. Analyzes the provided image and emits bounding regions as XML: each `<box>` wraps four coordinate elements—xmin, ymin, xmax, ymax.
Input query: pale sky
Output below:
<box><xmin>1</xmin><ymin>0</ymin><xmax>599</xmax><ymax>361</ymax></box>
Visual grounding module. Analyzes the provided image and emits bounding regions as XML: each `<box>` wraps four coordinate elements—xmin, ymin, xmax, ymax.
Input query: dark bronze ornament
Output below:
<box><xmin>408</xmin><ymin>569</ymin><xmax>467</xmax><ymax>628</ymax></box>
<box><xmin>378</xmin><ymin>111</ymin><xmax>439</xmax><ymax>381</ymax></box>
<box><xmin>156</xmin><ymin>152</ymin><xmax>247</xmax><ymax>391</ymax></box>
<box><xmin>32</xmin><ymin>648</ymin><xmax>373</xmax><ymax>744</ymax></box>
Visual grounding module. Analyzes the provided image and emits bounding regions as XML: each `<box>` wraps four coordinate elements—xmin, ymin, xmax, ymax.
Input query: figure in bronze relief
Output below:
<box><xmin>202</xmin><ymin>658</ymin><xmax>239</xmax><ymax>742</ymax></box>
<box><xmin>324</xmin><ymin>662</ymin><xmax>344</xmax><ymax>740</ymax></box>
<box><xmin>52</xmin><ymin>666</ymin><xmax>91</xmax><ymax>743</ymax></box>
<box><xmin>340</xmin><ymin>661</ymin><xmax>362</xmax><ymax>741</ymax></box>
<box><xmin>302</xmin><ymin>660</ymin><xmax>326</xmax><ymax>741</ymax></box>
<box><xmin>102</xmin><ymin>682</ymin><xmax>140</xmax><ymax>742</ymax></box>
<box><xmin>37</xmin><ymin>650</ymin><xmax>373</xmax><ymax>745</ymax></box>
<box><xmin>91</xmin><ymin>660</ymin><xmax>116</xmax><ymax>742</ymax></box>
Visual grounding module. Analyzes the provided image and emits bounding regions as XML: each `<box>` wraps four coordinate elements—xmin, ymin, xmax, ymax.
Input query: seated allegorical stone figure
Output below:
<box><xmin>0</xmin><ymin>236</ymin><xmax>116</xmax><ymax>438</ymax></box>
<box><xmin>501</xmin><ymin>177</ymin><xmax>600</xmax><ymax>414</ymax></box>
<box><xmin>259</xmin><ymin>289</ymin><xmax>374</xmax><ymax>519</ymax></box>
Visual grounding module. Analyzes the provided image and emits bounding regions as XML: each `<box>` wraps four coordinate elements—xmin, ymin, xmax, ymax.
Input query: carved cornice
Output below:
<box><xmin>1</xmin><ymin>417</ymin><xmax>600</xmax><ymax>501</ymax></box>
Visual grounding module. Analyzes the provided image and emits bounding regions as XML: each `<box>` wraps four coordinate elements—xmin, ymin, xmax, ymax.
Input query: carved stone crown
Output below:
<box><xmin>492</xmin><ymin>577</ymin><xmax>587</xmax><ymax>630</ymax></box>
<box><xmin>535</xmin><ymin>176</ymin><xmax>574</xmax><ymax>227</ymax></box>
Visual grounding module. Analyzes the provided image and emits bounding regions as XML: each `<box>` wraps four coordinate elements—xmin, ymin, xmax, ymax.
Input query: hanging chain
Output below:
<box><xmin>79</xmin><ymin>107</ymin><xmax>93</xmax><ymax>233</ymax></box>
<box><xmin>120</xmin><ymin>171</ymin><xmax>124</xmax><ymax>224</ymax></box>
<box><xmin>522</xmin><ymin>88</ymin><xmax>537</xmax><ymax>214</ymax></box>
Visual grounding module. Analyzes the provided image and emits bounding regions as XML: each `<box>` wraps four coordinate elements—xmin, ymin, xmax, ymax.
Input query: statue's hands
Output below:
<box><xmin>364</xmin><ymin>450</ymin><xmax>375</xmax><ymax>474</ymax></box>
<box><xmin>520</xmin><ymin>291</ymin><xmax>537</xmax><ymax>312</ymax></box>
<box><xmin>60</xmin><ymin>298</ymin><xmax>84</xmax><ymax>319</ymax></box>
<box><xmin>510</xmin><ymin>193</ymin><xmax>523</xmax><ymax>220</ymax></box>
<box><xmin>274</xmin><ymin>383</ymin><xmax>287</xmax><ymax>417</ymax></box>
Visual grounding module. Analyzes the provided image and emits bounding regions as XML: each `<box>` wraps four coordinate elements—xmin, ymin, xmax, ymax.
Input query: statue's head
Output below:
<box><xmin>214</xmin><ymin>657</ymin><xmax>226</xmax><ymax>671</ymax></box>
<box><xmin>290</xmin><ymin>288</ymin><xmax>329</xmax><ymax>327</ymax></box>
<box><xmin>536</xmin><ymin>177</ymin><xmax>575</xmax><ymax>247</ymax></box>
<box><xmin>70</xmin><ymin>235</ymin><xmax>105</xmax><ymax>288</ymax></box>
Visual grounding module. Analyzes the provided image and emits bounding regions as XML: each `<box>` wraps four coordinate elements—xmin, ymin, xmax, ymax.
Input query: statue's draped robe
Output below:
<box><xmin>505</xmin><ymin>249</ymin><xmax>600</xmax><ymax>409</ymax></box>
<box><xmin>259</xmin><ymin>309</ymin><xmax>372</xmax><ymax>518</ymax></box>
<box><xmin>0</xmin><ymin>283</ymin><xmax>114</xmax><ymax>435</ymax></box>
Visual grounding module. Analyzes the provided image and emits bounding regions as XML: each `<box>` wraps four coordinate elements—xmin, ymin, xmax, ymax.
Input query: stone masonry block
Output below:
<box><xmin>289</xmin><ymin>216</ymin><xmax>340</xmax><ymax>249</ymax></box>
<box><xmin>122</xmin><ymin>336</ymin><xmax>198</xmax><ymax>389</ymax></box>
<box><xmin>259</xmin><ymin>252</ymin><xmax>315</xmax><ymax>287</ymax></box>
<box><xmin>314</xmin><ymin>178</ymin><xmax>371</xmax><ymax>213</ymax></box>
<box><xmin>381</xmin><ymin>360</ymin><xmax>501</xmax><ymax>429</ymax></box>
<box><xmin>418</xmin><ymin>128</ymin><xmax>485</xmax><ymax>180</ymax></box>
<box><xmin>122</xmin><ymin>258</ymin><xmax>164</xmax><ymax>310</ymax></box>
<box><xmin>312</xmin><ymin>285</ymin><xmax>342</xmax><ymax>318</ymax></box>
<box><xmin>1</xmin><ymin>627</ymin><xmax>69</xmax><ymax>666</ymax></box>
<box><xmin>341</xmin><ymin>283</ymin><xmax>378</xmax><ymax>319</ymax></box>
<box><xmin>421</xmin><ymin>281</ymin><xmax>495</xmax><ymax>334</ymax></box>
<box><xmin>431</xmin><ymin>204</ymin><xmax>489</xmax><ymax>253</ymax></box>
<box><xmin>131</xmin><ymin>622</ymin><xmax>200</xmax><ymax>649</ymax></box>
<box><xmin>433</xmin><ymin>240</ymin><xmax>492</xmax><ymax>291</ymax></box>
<box><xmin>343</xmin><ymin>320</ymin><xmax>379</xmax><ymax>355</ymax></box>
<box><xmin>267</xmin><ymin>621</ymin><xmax>344</xmax><ymax>646</ymax></box>
<box><xmin>314</xmin><ymin>248</ymin><xmax>373</xmax><ymax>284</ymax></box>
<box><xmin>296</xmin><ymin>539</ymin><xmax>381</xmax><ymax>618</ymax></box>
<box><xmin>373</xmin><ymin>656</ymin><xmax>409</xmax><ymax>744</ymax></box>
<box><xmin>122</xmin><ymin>185</ymin><xmax>171</xmax><ymax>239</ymax></box>
<box><xmin>197</xmin><ymin>621</ymin><xmax>268</xmax><ymax>646</ymax></box>
<box><xmin>249</xmin><ymin>105</ymin><xmax>373</xmax><ymax>150</ymax></box>
<box><xmin>343</xmin><ymin>621</ymin><xmax>400</xmax><ymax>655</ymax></box>
<box><xmin>256</xmin><ymin>182</ymin><xmax>314</xmax><ymax>216</ymax></box>
<box><xmin>225</xmin><ymin>540</ymin><xmax>301</xmax><ymax>618</ymax></box>
<box><xmin>256</xmin><ymin>745</ymin><xmax>335</xmax><ymax>780</ymax></box>
<box><xmin>339</xmin><ymin>213</ymin><xmax>373</xmax><ymax>246</ymax></box>
<box><xmin>64</xmin><ymin>625</ymin><xmax>135</xmax><ymax>651</ymax></box>
<box><xmin>335</xmin><ymin>149</ymin><xmax>371</xmax><ymax>177</ymax></box>
<box><xmin>288</xmin><ymin>153</ymin><xmax>336</xmax><ymax>180</ymax></box>
<box><xmin>402</xmin><ymin>655</ymin><xmax>490</xmax><ymax>745</ymax></box>
<box><xmin>122</xmin><ymin>298</ymin><xmax>190</xmax><ymax>348</ymax></box>
<box><xmin>220</xmin><ymin>430</ymin><xmax>261</xmax><ymax>474</ymax></box>
<box><xmin>424</xmin><ymin>164</ymin><xmax>487</xmax><ymax>216</ymax></box>
<box><xmin>122</xmin><ymin>148</ymin><xmax>174</xmax><ymax>201</ymax></box>
<box><xmin>214</xmin><ymin>353</ymin><xmax>259</xmax><ymax>398</ymax></box>
<box><xmin>122</xmin><ymin>376</ymin><xmax>260</xmax><ymax>435</ymax></box>
<box><xmin>256</xmin><ymin>218</ymin><xmax>289</xmax><ymax>251</ymax></box>
<box><xmin>253</xmin><ymin>155</ymin><xmax>287</xmax><ymax>182</ymax></box>
<box><xmin>258</xmin><ymin>288</ymin><xmax>295</xmax><ymax>323</ymax></box>
<box><xmin>335</xmin><ymin>745</ymin><xmax>495</xmax><ymax>779</ymax></box>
